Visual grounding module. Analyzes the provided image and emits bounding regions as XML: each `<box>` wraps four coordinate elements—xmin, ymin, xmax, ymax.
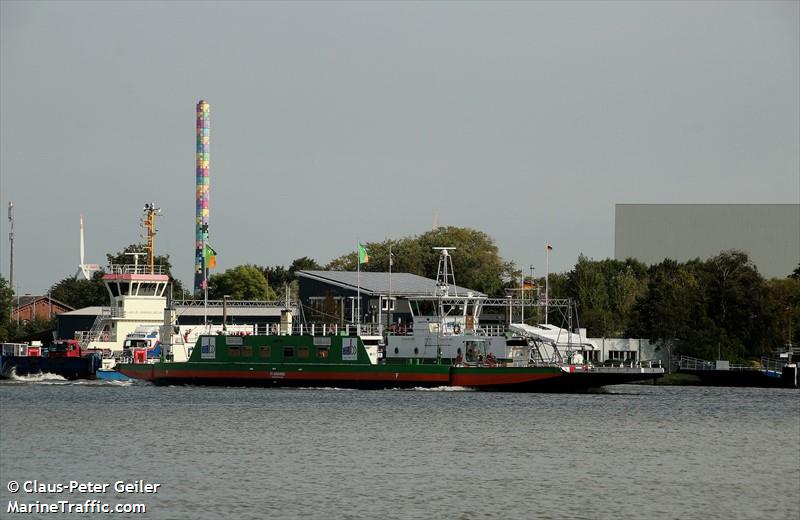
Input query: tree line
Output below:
<box><xmin>0</xmin><ymin>227</ymin><xmax>797</xmax><ymax>363</ymax></box>
<box><xmin>546</xmin><ymin>252</ymin><xmax>799</xmax><ymax>361</ymax></box>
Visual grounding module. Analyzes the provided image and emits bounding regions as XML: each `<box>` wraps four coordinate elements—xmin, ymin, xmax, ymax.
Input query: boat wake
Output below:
<box><xmin>393</xmin><ymin>386</ymin><xmax>474</xmax><ymax>392</ymax></box>
<box><xmin>5</xmin><ymin>371</ymin><xmax>68</xmax><ymax>383</ymax></box>
<box><xmin>2</xmin><ymin>370</ymin><xmax>134</xmax><ymax>386</ymax></box>
<box><xmin>73</xmin><ymin>379</ymin><xmax>135</xmax><ymax>387</ymax></box>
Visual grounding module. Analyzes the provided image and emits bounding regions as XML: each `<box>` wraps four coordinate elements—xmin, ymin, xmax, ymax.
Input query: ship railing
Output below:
<box><xmin>253</xmin><ymin>322</ymin><xmax>385</xmax><ymax>336</ymax></box>
<box><xmin>474</xmin><ymin>325</ymin><xmax>508</xmax><ymax>337</ymax></box>
<box><xmin>640</xmin><ymin>359</ymin><xmax>663</xmax><ymax>369</ymax></box>
<box><xmin>107</xmin><ymin>264</ymin><xmax>167</xmax><ymax>275</ymax></box>
<box><xmin>679</xmin><ymin>355</ymin><xmax>760</xmax><ymax>372</ymax></box>
<box><xmin>678</xmin><ymin>355</ymin><xmax>715</xmax><ymax>371</ymax></box>
<box><xmin>74</xmin><ymin>330</ymin><xmax>113</xmax><ymax>344</ymax></box>
<box><xmin>760</xmin><ymin>356</ymin><xmax>785</xmax><ymax>373</ymax></box>
<box><xmin>175</xmin><ymin>299</ymin><xmax>296</xmax><ymax>308</ymax></box>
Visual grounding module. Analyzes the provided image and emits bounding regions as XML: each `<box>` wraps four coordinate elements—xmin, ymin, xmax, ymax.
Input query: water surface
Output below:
<box><xmin>1</xmin><ymin>377</ymin><xmax>798</xmax><ymax>519</ymax></box>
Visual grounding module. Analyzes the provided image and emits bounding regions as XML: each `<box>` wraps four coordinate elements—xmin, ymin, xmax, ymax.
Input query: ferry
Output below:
<box><xmin>118</xmin><ymin>249</ymin><xmax>664</xmax><ymax>391</ymax></box>
<box><xmin>118</xmin><ymin>332</ymin><xmax>564</xmax><ymax>389</ymax></box>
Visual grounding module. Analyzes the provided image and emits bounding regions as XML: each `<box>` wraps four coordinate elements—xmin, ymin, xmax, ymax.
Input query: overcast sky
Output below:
<box><xmin>1</xmin><ymin>1</ymin><xmax>798</xmax><ymax>294</ymax></box>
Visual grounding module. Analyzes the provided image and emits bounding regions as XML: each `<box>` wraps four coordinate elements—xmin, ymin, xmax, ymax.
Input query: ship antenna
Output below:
<box><xmin>432</xmin><ymin>247</ymin><xmax>457</xmax><ymax>297</ymax></box>
<box><xmin>142</xmin><ymin>203</ymin><xmax>162</xmax><ymax>274</ymax></box>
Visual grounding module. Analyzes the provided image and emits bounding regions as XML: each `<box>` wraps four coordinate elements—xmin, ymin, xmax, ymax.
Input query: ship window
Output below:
<box><xmin>229</xmin><ymin>346</ymin><xmax>241</xmax><ymax>357</ymax></box>
<box><xmin>283</xmin><ymin>347</ymin><xmax>294</xmax><ymax>358</ymax></box>
<box><xmin>298</xmin><ymin>347</ymin><xmax>309</xmax><ymax>359</ymax></box>
<box><xmin>394</xmin><ymin>347</ymin><xmax>399</xmax><ymax>355</ymax></box>
<box><xmin>259</xmin><ymin>346</ymin><xmax>271</xmax><ymax>358</ymax></box>
<box><xmin>242</xmin><ymin>345</ymin><xmax>253</xmax><ymax>357</ymax></box>
<box><xmin>413</xmin><ymin>347</ymin><xmax>419</xmax><ymax>355</ymax></box>
<box><xmin>317</xmin><ymin>347</ymin><xmax>329</xmax><ymax>359</ymax></box>
<box><xmin>457</xmin><ymin>348</ymin><xmax>462</xmax><ymax>354</ymax></box>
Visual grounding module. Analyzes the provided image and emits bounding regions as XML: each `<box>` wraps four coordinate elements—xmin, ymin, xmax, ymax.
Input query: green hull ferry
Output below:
<box><xmin>117</xmin><ymin>333</ymin><xmax>664</xmax><ymax>391</ymax></box>
<box><xmin>117</xmin><ymin>333</ymin><xmax>569</xmax><ymax>391</ymax></box>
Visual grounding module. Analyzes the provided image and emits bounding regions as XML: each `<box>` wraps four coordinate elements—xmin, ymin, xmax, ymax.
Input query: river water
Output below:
<box><xmin>1</xmin><ymin>377</ymin><xmax>798</xmax><ymax>520</ymax></box>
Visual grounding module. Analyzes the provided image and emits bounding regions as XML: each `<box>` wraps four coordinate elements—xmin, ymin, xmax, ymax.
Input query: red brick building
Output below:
<box><xmin>11</xmin><ymin>295</ymin><xmax>74</xmax><ymax>324</ymax></box>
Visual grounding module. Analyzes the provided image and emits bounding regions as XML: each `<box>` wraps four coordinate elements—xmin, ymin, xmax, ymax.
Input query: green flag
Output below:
<box><xmin>358</xmin><ymin>244</ymin><xmax>369</xmax><ymax>264</ymax></box>
<box><xmin>204</xmin><ymin>244</ymin><xmax>217</xmax><ymax>269</ymax></box>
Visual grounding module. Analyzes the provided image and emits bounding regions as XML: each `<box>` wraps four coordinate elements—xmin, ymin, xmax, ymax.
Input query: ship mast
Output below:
<box><xmin>142</xmin><ymin>203</ymin><xmax>161</xmax><ymax>274</ymax></box>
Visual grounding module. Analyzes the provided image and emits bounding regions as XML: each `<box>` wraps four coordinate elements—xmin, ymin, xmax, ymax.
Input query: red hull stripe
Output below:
<box><xmin>450</xmin><ymin>372</ymin><xmax>561</xmax><ymax>386</ymax></box>
<box><xmin>122</xmin><ymin>367</ymin><xmax>450</xmax><ymax>384</ymax></box>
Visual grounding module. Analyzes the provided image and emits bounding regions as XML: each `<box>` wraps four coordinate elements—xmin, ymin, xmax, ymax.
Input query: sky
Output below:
<box><xmin>1</xmin><ymin>1</ymin><xmax>798</xmax><ymax>295</ymax></box>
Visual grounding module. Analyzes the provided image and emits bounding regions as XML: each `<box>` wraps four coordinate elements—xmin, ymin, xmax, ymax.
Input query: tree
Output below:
<box><xmin>765</xmin><ymin>277</ymin><xmax>800</xmax><ymax>352</ymax></box>
<box><xmin>628</xmin><ymin>259</ymin><xmax>703</xmax><ymax>354</ymax></box>
<box><xmin>48</xmin><ymin>272</ymin><xmax>107</xmax><ymax>309</ymax></box>
<box><xmin>7</xmin><ymin>315</ymin><xmax>56</xmax><ymax>343</ymax></box>
<box><xmin>289</xmin><ymin>256</ymin><xmax>322</xmax><ymax>275</ymax></box>
<box><xmin>700</xmin><ymin>250</ymin><xmax>773</xmax><ymax>359</ymax></box>
<box><xmin>325</xmin><ymin>227</ymin><xmax>513</xmax><ymax>296</ymax></box>
<box><xmin>208</xmin><ymin>265</ymin><xmax>276</xmax><ymax>300</ymax></box>
<box><xmin>260</xmin><ymin>265</ymin><xmax>291</xmax><ymax>292</ymax></box>
<box><xmin>0</xmin><ymin>276</ymin><xmax>13</xmax><ymax>341</ymax></box>
<box><xmin>563</xmin><ymin>256</ymin><xmax>647</xmax><ymax>337</ymax></box>
<box><xmin>260</xmin><ymin>257</ymin><xmax>322</xmax><ymax>301</ymax></box>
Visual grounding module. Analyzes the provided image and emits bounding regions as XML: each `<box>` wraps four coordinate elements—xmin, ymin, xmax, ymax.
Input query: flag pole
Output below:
<box><xmin>203</xmin><ymin>236</ymin><xmax>208</xmax><ymax>328</ymax></box>
<box><xmin>545</xmin><ymin>243</ymin><xmax>551</xmax><ymax>325</ymax></box>
<box><xmin>388</xmin><ymin>242</ymin><xmax>392</xmax><ymax>331</ymax></box>
<box><xmin>357</xmin><ymin>240</ymin><xmax>361</xmax><ymax>334</ymax></box>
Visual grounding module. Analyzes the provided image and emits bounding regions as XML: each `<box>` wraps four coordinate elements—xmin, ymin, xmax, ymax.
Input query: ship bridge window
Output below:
<box><xmin>229</xmin><ymin>346</ymin><xmax>241</xmax><ymax>357</ymax></box>
<box><xmin>317</xmin><ymin>347</ymin><xmax>329</xmax><ymax>359</ymax></box>
<box><xmin>259</xmin><ymin>346</ymin><xmax>271</xmax><ymax>358</ymax></box>
<box><xmin>283</xmin><ymin>347</ymin><xmax>294</xmax><ymax>358</ymax></box>
<box><xmin>465</xmin><ymin>340</ymin><xmax>487</xmax><ymax>363</ymax></box>
<box><xmin>298</xmin><ymin>347</ymin><xmax>309</xmax><ymax>359</ymax></box>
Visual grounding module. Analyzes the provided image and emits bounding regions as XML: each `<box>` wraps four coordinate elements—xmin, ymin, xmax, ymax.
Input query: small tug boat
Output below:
<box><xmin>1</xmin><ymin>340</ymin><xmax>101</xmax><ymax>380</ymax></box>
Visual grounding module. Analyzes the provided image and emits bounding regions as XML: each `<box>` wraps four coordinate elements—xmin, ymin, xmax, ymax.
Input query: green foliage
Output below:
<box><xmin>262</xmin><ymin>257</ymin><xmax>322</xmax><ymax>288</ymax></box>
<box><xmin>6</xmin><ymin>316</ymin><xmax>56</xmax><ymax>343</ymax></box>
<box><xmin>325</xmin><ymin>227</ymin><xmax>513</xmax><ymax>296</ymax></box>
<box><xmin>260</xmin><ymin>257</ymin><xmax>322</xmax><ymax>301</ymax></box>
<box><xmin>765</xmin><ymin>277</ymin><xmax>800</xmax><ymax>350</ymax></box>
<box><xmin>628</xmin><ymin>250</ymin><xmax>788</xmax><ymax>360</ymax></box>
<box><xmin>289</xmin><ymin>256</ymin><xmax>322</xmax><ymax>274</ymax></box>
<box><xmin>564</xmin><ymin>255</ymin><xmax>647</xmax><ymax>336</ymax></box>
<box><xmin>0</xmin><ymin>276</ymin><xmax>14</xmax><ymax>341</ymax></box>
<box><xmin>48</xmin><ymin>272</ymin><xmax>107</xmax><ymax>309</ymax></box>
<box><xmin>628</xmin><ymin>259</ymin><xmax>702</xmax><ymax>349</ymax></box>
<box><xmin>208</xmin><ymin>265</ymin><xmax>277</xmax><ymax>300</ymax></box>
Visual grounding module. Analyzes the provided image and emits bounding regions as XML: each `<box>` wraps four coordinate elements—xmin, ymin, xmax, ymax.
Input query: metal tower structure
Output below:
<box><xmin>433</xmin><ymin>247</ymin><xmax>457</xmax><ymax>297</ymax></box>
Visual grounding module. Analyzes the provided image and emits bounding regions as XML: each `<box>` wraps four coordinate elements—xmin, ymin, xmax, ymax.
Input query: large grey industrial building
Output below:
<box><xmin>615</xmin><ymin>204</ymin><xmax>800</xmax><ymax>278</ymax></box>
